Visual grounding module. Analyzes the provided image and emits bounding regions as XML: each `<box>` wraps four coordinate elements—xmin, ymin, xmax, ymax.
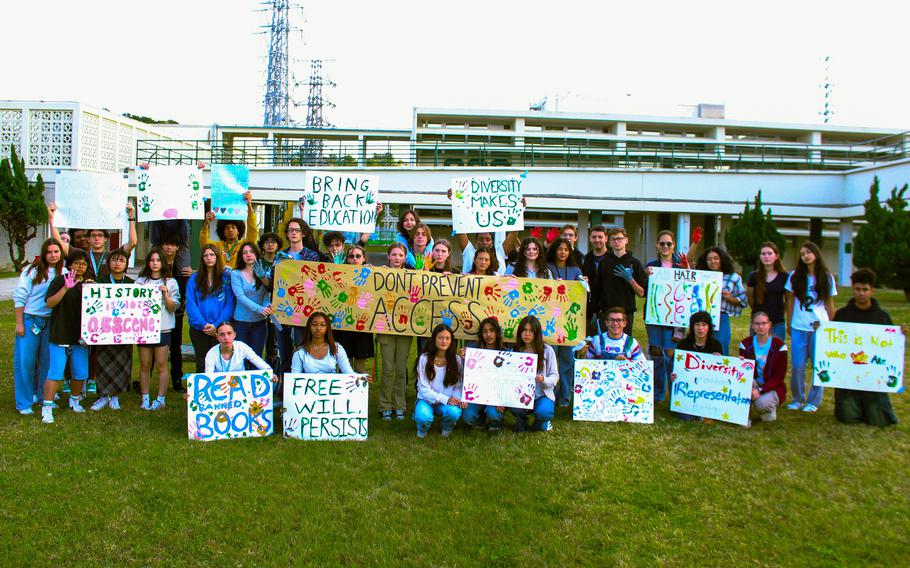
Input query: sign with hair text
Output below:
<box><xmin>135</xmin><ymin>165</ymin><xmax>204</xmax><ymax>222</ymax></box>
<box><xmin>272</xmin><ymin>261</ymin><xmax>587</xmax><ymax>346</ymax></box>
<box><xmin>54</xmin><ymin>171</ymin><xmax>127</xmax><ymax>230</ymax></box>
<box><xmin>80</xmin><ymin>284</ymin><xmax>162</xmax><ymax>345</ymax></box>
<box><xmin>210</xmin><ymin>164</ymin><xmax>249</xmax><ymax>221</ymax></box>
<box><xmin>283</xmin><ymin>374</ymin><xmax>370</xmax><ymax>441</ymax></box>
<box><xmin>451</xmin><ymin>175</ymin><xmax>524</xmax><ymax>233</ymax></box>
<box><xmin>670</xmin><ymin>350</ymin><xmax>754</xmax><ymax>425</ymax></box>
<box><xmin>186</xmin><ymin>370</ymin><xmax>274</xmax><ymax>441</ymax></box>
<box><xmin>645</xmin><ymin>267</ymin><xmax>722</xmax><ymax>330</ymax></box>
<box><xmin>301</xmin><ymin>171</ymin><xmax>379</xmax><ymax>233</ymax></box>
<box><xmin>813</xmin><ymin>321</ymin><xmax>905</xmax><ymax>393</ymax></box>
<box><xmin>573</xmin><ymin>359</ymin><xmax>654</xmax><ymax>423</ymax></box>
<box><xmin>461</xmin><ymin>348</ymin><xmax>537</xmax><ymax>409</ymax></box>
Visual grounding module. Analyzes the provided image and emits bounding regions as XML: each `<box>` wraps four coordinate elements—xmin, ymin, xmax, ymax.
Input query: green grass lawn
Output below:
<box><xmin>2</xmin><ymin>289</ymin><xmax>909</xmax><ymax>566</ymax></box>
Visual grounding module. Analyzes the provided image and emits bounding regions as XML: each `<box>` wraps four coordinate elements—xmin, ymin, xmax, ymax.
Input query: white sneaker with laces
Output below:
<box><xmin>785</xmin><ymin>401</ymin><xmax>803</xmax><ymax>411</ymax></box>
<box><xmin>41</xmin><ymin>406</ymin><xmax>54</xmax><ymax>424</ymax></box>
<box><xmin>69</xmin><ymin>396</ymin><xmax>85</xmax><ymax>413</ymax></box>
<box><xmin>109</xmin><ymin>397</ymin><xmax>121</xmax><ymax>410</ymax></box>
<box><xmin>140</xmin><ymin>396</ymin><xmax>151</xmax><ymax>410</ymax></box>
<box><xmin>91</xmin><ymin>396</ymin><xmax>110</xmax><ymax>411</ymax></box>
<box><xmin>150</xmin><ymin>398</ymin><xmax>166</xmax><ymax>411</ymax></box>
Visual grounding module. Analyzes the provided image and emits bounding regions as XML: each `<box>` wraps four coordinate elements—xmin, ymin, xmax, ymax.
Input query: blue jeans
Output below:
<box><xmin>555</xmin><ymin>345</ymin><xmax>575</xmax><ymax>405</ymax></box>
<box><xmin>717</xmin><ymin>312</ymin><xmax>732</xmax><ymax>356</ymax></box>
<box><xmin>463</xmin><ymin>403</ymin><xmax>504</xmax><ymax>428</ymax></box>
<box><xmin>511</xmin><ymin>396</ymin><xmax>555</xmax><ymax>431</ymax></box>
<box><xmin>645</xmin><ymin>324</ymin><xmax>675</xmax><ymax>402</ymax></box>
<box><xmin>791</xmin><ymin>328</ymin><xmax>823</xmax><ymax>406</ymax></box>
<box><xmin>414</xmin><ymin>399</ymin><xmax>462</xmax><ymax>433</ymax></box>
<box><xmin>233</xmin><ymin>319</ymin><xmax>267</xmax><ymax>361</ymax></box>
<box><xmin>13</xmin><ymin>315</ymin><xmax>50</xmax><ymax>410</ymax></box>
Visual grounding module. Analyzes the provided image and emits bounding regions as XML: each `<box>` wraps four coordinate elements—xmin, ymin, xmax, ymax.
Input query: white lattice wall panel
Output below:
<box><xmin>79</xmin><ymin>112</ymin><xmax>100</xmax><ymax>170</ymax></box>
<box><xmin>100</xmin><ymin>118</ymin><xmax>117</xmax><ymax>171</ymax></box>
<box><xmin>1</xmin><ymin>109</ymin><xmax>23</xmax><ymax>159</ymax></box>
<box><xmin>27</xmin><ymin>110</ymin><xmax>73</xmax><ymax>167</ymax></box>
<box><xmin>118</xmin><ymin>123</ymin><xmax>135</xmax><ymax>170</ymax></box>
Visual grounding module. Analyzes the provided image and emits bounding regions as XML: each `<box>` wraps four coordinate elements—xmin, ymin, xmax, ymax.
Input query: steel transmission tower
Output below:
<box><xmin>819</xmin><ymin>55</ymin><xmax>834</xmax><ymax>124</ymax></box>
<box><xmin>263</xmin><ymin>0</ymin><xmax>292</xmax><ymax>126</ymax></box>
<box><xmin>302</xmin><ymin>59</ymin><xmax>335</xmax><ymax>164</ymax></box>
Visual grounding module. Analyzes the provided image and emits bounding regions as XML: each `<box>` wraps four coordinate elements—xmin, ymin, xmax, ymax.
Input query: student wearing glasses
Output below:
<box><xmin>644</xmin><ymin>230</ymin><xmax>685</xmax><ymax>401</ymax></box>
<box><xmin>592</xmin><ymin>227</ymin><xmax>646</xmax><ymax>336</ymax></box>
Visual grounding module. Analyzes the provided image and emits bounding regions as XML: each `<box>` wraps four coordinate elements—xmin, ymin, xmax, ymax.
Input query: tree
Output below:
<box><xmin>0</xmin><ymin>146</ymin><xmax>49</xmax><ymax>271</ymax></box>
<box><xmin>723</xmin><ymin>190</ymin><xmax>786</xmax><ymax>276</ymax></box>
<box><xmin>853</xmin><ymin>176</ymin><xmax>910</xmax><ymax>299</ymax></box>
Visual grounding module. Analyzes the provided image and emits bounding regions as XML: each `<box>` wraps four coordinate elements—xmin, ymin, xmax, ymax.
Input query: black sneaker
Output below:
<box><xmin>172</xmin><ymin>380</ymin><xmax>186</xmax><ymax>393</ymax></box>
<box><xmin>131</xmin><ymin>380</ymin><xmax>140</xmax><ymax>392</ymax></box>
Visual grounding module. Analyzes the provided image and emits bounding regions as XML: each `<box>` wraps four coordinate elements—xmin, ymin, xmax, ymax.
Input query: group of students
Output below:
<box><xmin>12</xmin><ymin>193</ymin><xmax>906</xmax><ymax>431</ymax></box>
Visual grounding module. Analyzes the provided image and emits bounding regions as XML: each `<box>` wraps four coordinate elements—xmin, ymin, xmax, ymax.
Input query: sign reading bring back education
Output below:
<box><xmin>301</xmin><ymin>171</ymin><xmax>379</xmax><ymax>233</ymax></box>
<box><xmin>671</xmin><ymin>350</ymin><xmax>754</xmax><ymax>426</ymax></box>
<box><xmin>80</xmin><ymin>284</ymin><xmax>162</xmax><ymax>345</ymax></box>
<box><xmin>283</xmin><ymin>374</ymin><xmax>370</xmax><ymax>441</ymax></box>
<box><xmin>813</xmin><ymin>321</ymin><xmax>905</xmax><ymax>393</ymax></box>
<box><xmin>451</xmin><ymin>175</ymin><xmax>524</xmax><ymax>233</ymax></box>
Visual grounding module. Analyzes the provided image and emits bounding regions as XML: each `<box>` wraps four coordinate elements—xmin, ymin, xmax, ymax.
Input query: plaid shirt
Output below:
<box><xmin>721</xmin><ymin>272</ymin><xmax>749</xmax><ymax>316</ymax></box>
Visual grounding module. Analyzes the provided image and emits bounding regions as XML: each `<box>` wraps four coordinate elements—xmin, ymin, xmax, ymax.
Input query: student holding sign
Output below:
<box><xmin>47</xmin><ymin>202</ymin><xmax>138</xmax><ymax>280</ymax></box>
<box><xmin>414</xmin><ymin>324</ymin><xmax>466</xmax><ymax>438</ymax></box>
<box><xmin>592</xmin><ymin>228</ymin><xmax>646</xmax><ymax>336</ymax></box>
<box><xmin>577</xmin><ymin>307</ymin><xmax>645</xmax><ymax>361</ymax></box>
<box><xmin>696</xmin><ymin>247</ymin><xmax>748</xmax><ymax>356</ymax></box>
<box><xmin>290</xmin><ymin>312</ymin><xmax>373</xmax><ymax>387</ymax></box>
<box><xmin>461</xmin><ymin>317</ymin><xmax>508</xmax><ymax>431</ymax></box>
<box><xmin>644</xmin><ymin>230</ymin><xmax>686</xmax><ymax>402</ymax></box>
<box><xmin>510</xmin><ymin>316</ymin><xmax>559</xmax><ymax>432</ymax></box>
<box><xmin>738</xmin><ymin>311</ymin><xmax>788</xmax><ymax>423</ymax></box>
<box><xmin>204</xmin><ymin>321</ymin><xmax>271</xmax><ymax>373</ymax></box>
<box><xmin>671</xmin><ymin>311</ymin><xmax>723</xmax><ymax>421</ymax></box>
<box><xmin>465</xmin><ymin>246</ymin><xmax>500</xmax><ymax>276</ymax></box>
<box><xmin>135</xmin><ymin>249</ymin><xmax>181</xmax><ymax>411</ymax></box>
<box><xmin>427</xmin><ymin>240</ymin><xmax>455</xmax><ymax>274</ymax></box>
<box><xmin>186</xmin><ymin>245</ymin><xmax>236</xmax><ymax>373</ymax></box>
<box><xmin>547</xmin><ymin>237</ymin><xmax>586</xmax><ymax>406</ymax></box>
<box><xmin>201</xmin><ymin>191</ymin><xmax>258</xmax><ymax>269</ymax></box>
<box><xmin>377</xmin><ymin>243</ymin><xmax>413</xmax><ymax>421</ymax></box>
<box><xmin>395</xmin><ymin>210</ymin><xmax>433</xmax><ymax>262</ymax></box>
<box><xmin>332</xmin><ymin>245</ymin><xmax>375</xmax><ymax>374</ymax></box>
<box><xmin>505</xmin><ymin>237</ymin><xmax>551</xmax><ymax>278</ymax></box>
<box><xmin>405</xmin><ymin>223</ymin><xmax>434</xmax><ymax>269</ymax></box>
<box><xmin>231</xmin><ymin>243</ymin><xmax>272</xmax><ymax>361</ymax></box>
<box><xmin>89</xmin><ymin>249</ymin><xmax>135</xmax><ymax>411</ymax></box>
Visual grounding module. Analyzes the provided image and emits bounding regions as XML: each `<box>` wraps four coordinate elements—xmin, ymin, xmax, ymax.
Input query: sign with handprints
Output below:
<box><xmin>80</xmin><ymin>284</ymin><xmax>162</xmax><ymax>345</ymax></box>
<box><xmin>813</xmin><ymin>321</ymin><xmax>905</xmax><ymax>393</ymax></box>
<box><xmin>210</xmin><ymin>164</ymin><xmax>249</xmax><ymax>221</ymax></box>
<box><xmin>461</xmin><ymin>348</ymin><xmax>537</xmax><ymax>410</ymax></box>
<box><xmin>301</xmin><ymin>171</ymin><xmax>379</xmax><ymax>233</ymax></box>
<box><xmin>645</xmin><ymin>267</ymin><xmax>722</xmax><ymax>330</ymax></box>
<box><xmin>573</xmin><ymin>359</ymin><xmax>654</xmax><ymax>423</ymax></box>
<box><xmin>186</xmin><ymin>371</ymin><xmax>274</xmax><ymax>441</ymax></box>
<box><xmin>54</xmin><ymin>171</ymin><xmax>127</xmax><ymax>230</ymax></box>
<box><xmin>135</xmin><ymin>165</ymin><xmax>204</xmax><ymax>222</ymax></box>
<box><xmin>283</xmin><ymin>374</ymin><xmax>370</xmax><ymax>441</ymax></box>
<box><xmin>272</xmin><ymin>261</ymin><xmax>587</xmax><ymax>346</ymax></box>
<box><xmin>671</xmin><ymin>351</ymin><xmax>754</xmax><ymax>426</ymax></box>
<box><xmin>451</xmin><ymin>175</ymin><xmax>524</xmax><ymax>233</ymax></box>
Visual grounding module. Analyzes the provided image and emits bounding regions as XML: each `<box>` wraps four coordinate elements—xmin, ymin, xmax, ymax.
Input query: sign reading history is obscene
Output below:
<box><xmin>283</xmin><ymin>374</ymin><xmax>370</xmax><ymax>441</ymax></box>
<box><xmin>271</xmin><ymin>261</ymin><xmax>587</xmax><ymax>346</ymax></box>
<box><xmin>301</xmin><ymin>171</ymin><xmax>379</xmax><ymax>233</ymax></box>
<box><xmin>210</xmin><ymin>164</ymin><xmax>249</xmax><ymax>221</ymax></box>
<box><xmin>186</xmin><ymin>370</ymin><xmax>274</xmax><ymax>441</ymax></box>
<box><xmin>54</xmin><ymin>171</ymin><xmax>127</xmax><ymax>230</ymax></box>
<box><xmin>80</xmin><ymin>284</ymin><xmax>162</xmax><ymax>345</ymax></box>
<box><xmin>573</xmin><ymin>359</ymin><xmax>655</xmax><ymax>423</ymax></box>
<box><xmin>135</xmin><ymin>165</ymin><xmax>204</xmax><ymax>222</ymax></box>
<box><xmin>670</xmin><ymin>350</ymin><xmax>754</xmax><ymax>426</ymax></box>
<box><xmin>451</xmin><ymin>175</ymin><xmax>524</xmax><ymax>233</ymax></box>
<box><xmin>645</xmin><ymin>267</ymin><xmax>723</xmax><ymax>330</ymax></box>
<box><xmin>461</xmin><ymin>348</ymin><xmax>536</xmax><ymax>409</ymax></box>
<box><xmin>812</xmin><ymin>321</ymin><xmax>905</xmax><ymax>393</ymax></box>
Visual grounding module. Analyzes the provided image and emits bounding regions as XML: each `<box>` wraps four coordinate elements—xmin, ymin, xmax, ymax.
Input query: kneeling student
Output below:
<box><xmin>414</xmin><ymin>324</ymin><xmax>465</xmax><ymax>438</ymax></box>
<box><xmin>738</xmin><ymin>311</ymin><xmax>787</xmax><ymax>423</ymax></box>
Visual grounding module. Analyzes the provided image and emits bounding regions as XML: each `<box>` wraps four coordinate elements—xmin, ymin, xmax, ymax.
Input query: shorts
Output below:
<box><xmin>140</xmin><ymin>331</ymin><xmax>172</xmax><ymax>349</ymax></box>
<box><xmin>48</xmin><ymin>343</ymin><xmax>90</xmax><ymax>381</ymax></box>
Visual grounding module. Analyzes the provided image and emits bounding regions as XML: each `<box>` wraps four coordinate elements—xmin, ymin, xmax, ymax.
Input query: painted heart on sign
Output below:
<box><xmin>219</xmin><ymin>208</ymin><xmax>226</xmax><ymax>214</ymax></box>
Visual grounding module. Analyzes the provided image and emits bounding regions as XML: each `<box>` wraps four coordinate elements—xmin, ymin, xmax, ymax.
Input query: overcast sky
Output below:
<box><xmin>5</xmin><ymin>0</ymin><xmax>909</xmax><ymax>131</ymax></box>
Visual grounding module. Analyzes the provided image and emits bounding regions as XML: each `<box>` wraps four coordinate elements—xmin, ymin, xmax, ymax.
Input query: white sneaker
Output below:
<box><xmin>785</xmin><ymin>401</ymin><xmax>803</xmax><ymax>411</ymax></box>
<box><xmin>109</xmin><ymin>397</ymin><xmax>121</xmax><ymax>410</ymax></box>
<box><xmin>41</xmin><ymin>406</ymin><xmax>54</xmax><ymax>424</ymax></box>
<box><xmin>140</xmin><ymin>396</ymin><xmax>151</xmax><ymax>410</ymax></box>
<box><xmin>19</xmin><ymin>408</ymin><xmax>34</xmax><ymax>415</ymax></box>
<box><xmin>441</xmin><ymin>429</ymin><xmax>452</xmax><ymax>438</ymax></box>
<box><xmin>69</xmin><ymin>396</ymin><xmax>85</xmax><ymax>413</ymax></box>
<box><xmin>91</xmin><ymin>396</ymin><xmax>110</xmax><ymax>411</ymax></box>
<box><xmin>150</xmin><ymin>398</ymin><xmax>166</xmax><ymax>411</ymax></box>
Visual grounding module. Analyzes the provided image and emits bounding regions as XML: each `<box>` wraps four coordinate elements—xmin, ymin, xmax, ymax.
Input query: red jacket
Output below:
<box><xmin>738</xmin><ymin>336</ymin><xmax>787</xmax><ymax>402</ymax></box>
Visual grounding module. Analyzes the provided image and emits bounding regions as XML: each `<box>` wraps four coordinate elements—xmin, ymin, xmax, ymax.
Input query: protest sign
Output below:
<box><xmin>136</xmin><ymin>165</ymin><xmax>204</xmax><ymax>222</ymax></box>
<box><xmin>645</xmin><ymin>267</ymin><xmax>722</xmax><ymax>330</ymax></box>
<box><xmin>186</xmin><ymin>370</ymin><xmax>274</xmax><ymax>441</ymax></box>
<box><xmin>272</xmin><ymin>261</ymin><xmax>587</xmax><ymax>346</ymax></box>
<box><xmin>283</xmin><ymin>374</ymin><xmax>370</xmax><ymax>441</ymax></box>
<box><xmin>54</xmin><ymin>171</ymin><xmax>127</xmax><ymax>230</ymax></box>
<box><xmin>80</xmin><ymin>284</ymin><xmax>162</xmax><ymax>345</ymax></box>
<box><xmin>813</xmin><ymin>321</ymin><xmax>905</xmax><ymax>393</ymax></box>
<box><xmin>573</xmin><ymin>359</ymin><xmax>654</xmax><ymax>423</ymax></box>
<box><xmin>670</xmin><ymin>350</ymin><xmax>754</xmax><ymax>425</ymax></box>
<box><xmin>451</xmin><ymin>175</ymin><xmax>524</xmax><ymax>233</ymax></box>
<box><xmin>461</xmin><ymin>348</ymin><xmax>536</xmax><ymax>409</ymax></box>
<box><xmin>301</xmin><ymin>171</ymin><xmax>379</xmax><ymax>233</ymax></box>
<box><xmin>210</xmin><ymin>164</ymin><xmax>249</xmax><ymax>221</ymax></box>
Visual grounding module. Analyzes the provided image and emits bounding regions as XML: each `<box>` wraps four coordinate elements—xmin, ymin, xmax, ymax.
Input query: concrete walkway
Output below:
<box><xmin>0</xmin><ymin>276</ymin><xmax>18</xmax><ymax>301</ymax></box>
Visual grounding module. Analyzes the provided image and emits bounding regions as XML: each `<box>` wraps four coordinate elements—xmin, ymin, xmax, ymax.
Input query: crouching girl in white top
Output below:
<box><xmin>204</xmin><ymin>321</ymin><xmax>271</xmax><ymax>373</ymax></box>
<box><xmin>290</xmin><ymin>312</ymin><xmax>373</xmax><ymax>383</ymax></box>
<box><xmin>414</xmin><ymin>324</ymin><xmax>465</xmax><ymax>438</ymax></box>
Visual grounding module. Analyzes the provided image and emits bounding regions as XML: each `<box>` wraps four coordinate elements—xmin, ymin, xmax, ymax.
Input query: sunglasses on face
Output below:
<box><xmin>658</xmin><ymin>242</ymin><xmax>673</xmax><ymax>247</ymax></box>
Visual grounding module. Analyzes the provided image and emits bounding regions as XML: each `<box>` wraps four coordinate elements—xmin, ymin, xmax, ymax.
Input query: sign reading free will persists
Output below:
<box><xmin>671</xmin><ymin>350</ymin><xmax>754</xmax><ymax>426</ymax></box>
<box><xmin>302</xmin><ymin>171</ymin><xmax>379</xmax><ymax>233</ymax></box>
<box><xmin>283</xmin><ymin>374</ymin><xmax>370</xmax><ymax>441</ymax></box>
<box><xmin>186</xmin><ymin>371</ymin><xmax>274</xmax><ymax>441</ymax></box>
<box><xmin>451</xmin><ymin>175</ymin><xmax>524</xmax><ymax>233</ymax></box>
<box><xmin>813</xmin><ymin>321</ymin><xmax>905</xmax><ymax>393</ymax></box>
<box><xmin>80</xmin><ymin>284</ymin><xmax>162</xmax><ymax>345</ymax></box>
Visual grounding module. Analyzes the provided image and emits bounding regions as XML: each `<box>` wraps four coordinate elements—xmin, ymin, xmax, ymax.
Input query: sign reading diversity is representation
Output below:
<box><xmin>573</xmin><ymin>359</ymin><xmax>654</xmax><ymax>423</ymax></box>
<box><xmin>80</xmin><ymin>284</ymin><xmax>162</xmax><ymax>345</ymax></box>
<box><xmin>671</xmin><ymin>350</ymin><xmax>754</xmax><ymax>425</ymax></box>
<box><xmin>283</xmin><ymin>374</ymin><xmax>370</xmax><ymax>441</ymax></box>
<box><xmin>813</xmin><ymin>321</ymin><xmax>905</xmax><ymax>392</ymax></box>
<box><xmin>272</xmin><ymin>261</ymin><xmax>587</xmax><ymax>346</ymax></box>
<box><xmin>301</xmin><ymin>171</ymin><xmax>379</xmax><ymax>233</ymax></box>
<box><xmin>135</xmin><ymin>165</ymin><xmax>204</xmax><ymax>222</ymax></box>
<box><xmin>210</xmin><ymin>164</ymin><xmax>249</xmax><ymax>221</ymax></box>
<box><xmin>186</xmin><ymin>370</ymin><xmax>275</xmax><ymax>442</ymax></box>
<box><xmin>54</xmin><ymin>171</ymin><xmax>127</xmax><ymax>230</ymax></box>
<box><xmin>461</xmin><ymin>348</ymin><xmax>536</xmax><ymax>409</ymax></box>
<box><xmin>645</xmin><ymin>267</ymin><xmax>723</xmax><ymax>330</ymax></box>
<box><xmin>451</xmin><ymin>175</ymin><xmax>524</xmax><ymax>233</ymax></box>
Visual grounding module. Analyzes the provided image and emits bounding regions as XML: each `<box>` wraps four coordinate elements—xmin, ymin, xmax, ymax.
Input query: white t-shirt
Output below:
<box><xmin>785</xmin><ymin>272</ymin><xmax>837</xmax><ymax>332</ymax></box>
<box><xmin>461</xmin><ymin>231</ymin><xmax>507</xmax><ymax>275</ymax></box>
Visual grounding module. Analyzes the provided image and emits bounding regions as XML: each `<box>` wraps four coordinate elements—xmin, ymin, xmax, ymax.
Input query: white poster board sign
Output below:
<box><xmin>813</xmin><ymin>321</ymin><xmax>905</xmax><ymax>393</ymax></box>
<box><xmin>671</xmin><ymin>350</ymin><xmax>754</xmax><ymax>425</ymax></box>
<box><xmin>460</xmin><ymin>348</ymin><xmax>537</xmax><ymax>409</ymax></box>
<box><xmin>54</xmin><ymin>171</ymin><xmax>127</xmax><ymax>230</ymax></box>
<box><xmin>301</xmin><ymin>171</ymin><xmax>379</xmax><ymax>233</ymax></box>
<box><xmin>80</xmin><ymin>284</ymin><xmax>162</xmax><ymax>345</ymax></box>
<box><xmin>136</xmin><ymin>165</ymin><xmax>204</xmax><ymax>222</ymax></box>
<box><xmin>186</xmin><ymin>370</ymin><xmax>274</xmax><ymax>441</ymax></box>
<box><xmin>645</xmin><ymin>267</ymin><xmax>723</xmax><ymax>330</ymax></box>
<box><xmin>451</xmin><ymin>175</ymin><xmax>524</xmax><ymax>234</ymax></box>
<box><xmin>283</xmin><ymin>373</ymin><xmax>370</xmax><ymax>441</ymax></box>
<box><xmin>573</xmin><ymin>359</ymin><xmax>654</xmax><ymax>423</ymax></box>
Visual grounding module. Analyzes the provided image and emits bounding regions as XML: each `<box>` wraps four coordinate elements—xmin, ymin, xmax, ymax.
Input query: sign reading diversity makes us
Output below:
<box><xmin>671</xmin><ymin>350</ymin><xmax>754</xmax><ymax>426</ymax></box>
<box><xmin>645</xmin><ymin>267</ymin><xmax>722</xmax><ymax>330</ymax></box>
<box><xmin>187</xmin><ymin>371</ymin><xmax>274</xmax><ymax>441</ymax></box>
<box><xmin>301</xmin><ymin>171</ymin><xmax>379</xmax><ymax>233</ymax></box>
<box><xmin>80</xmin><ymin>284</ymin><xmax>162</xmax><ymax>345</ymax></box>
<box><xmin>461</xmin><ymin>348</ymin><xmax>536</xmax><ymax>409</ymax></box>
<box><xmin>573</xmin><ymin>359</ymin><xmax>654</xmax><ymax>423</ymax></box>
<box><xmin>272</xmin><ymin>261</ymin><xmax>587</xmax><ymax>346</ymax></box>
<box><xmin>813</xmin><ymin>321</ymin><xmax>905</xmax><ymax>393</ymax></box>
<box><xmin>210</xmin><ymin>164</ymin><xmax>249</xmax><ymax>221</ymax></box>
<box><xmin>451</xmin><ymin>175</ymin><xmax>524</xmax><ymax>233</ymax></box>
<box><xmin>283</xmin><ymin>374</ymin><xmax>370</xmax><ymax>441</ymax></box>
<box><xmin>135</xmin><ymin>165</ymin><xmax>204</xmax><ymax>222</ymax></box>
<box><xmin>54</xmin><ymin>171</ymin><xmax>127</xmax><ymax>230</ymax></box>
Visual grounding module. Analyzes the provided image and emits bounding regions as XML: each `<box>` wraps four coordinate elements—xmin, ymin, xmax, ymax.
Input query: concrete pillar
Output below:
<box><xmin>676</xmin><ymin>213</ymin><xmax>691</xmax><ymax>254</ymax></box>
<box><xmin>577</xmin><ymin>210</ymin><xmax>590</xmax><ymax>253</ymax></box>
<box><xmin>358</xmin><ymin>135</ymin><xmax>366</xmax><ymax>167</ymax></box>
<box><xmin>708</xmin><ymin>126</ymin><xmax>725</xmax><ymax>166</ymax></box>
<box><xmin>642</xmin><ymin>213</ymin><xmax>658</xmax><ymax>259</ymax></box>
<box><xmin>514</xmin><ymin>117</ymin><xmax>525</xmax><ymax>148</ymax></box>
<box><xmin>612</xmin><ymin>121</ymin><xmax>626</xmax><ymax>153</ymax></box>
<box><xmin>838</xmin><ymin>220</ymin><xmax>854</xmax><ymax>284</ymax></box>
<box><xmin>802</xmin><ymin>131</ymin><xmax>822</xmax><ymax>164</ymax></box>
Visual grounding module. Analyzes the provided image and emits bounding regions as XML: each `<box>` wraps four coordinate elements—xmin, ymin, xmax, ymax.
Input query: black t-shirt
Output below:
<box><xmin>676</xmin><ymin>336</ymin><xmax>723</xmax><ymax>354</ymax></box>
<box><xmin>593</xmin><ymin>252</ymin><xmax>646</xmax><ymax>313</ymax></box>
<box><xmin>45</xmin><ymin>275</ymin><xmax>84</xmax><ymax>345</ymax></box>
<box><xmin>66</xmin><ymin>248</ymin><xmax>110</xmax><ymax>281</ymax></box>
<box><xmin>746</xmin><ymin>271</ymin><xmax>788</xmax><ymax>323</ymax></box>
<box><xmin>96</xmin><ymin>274</ymin><xmax>134</xmax><ymax>285</ymax></box>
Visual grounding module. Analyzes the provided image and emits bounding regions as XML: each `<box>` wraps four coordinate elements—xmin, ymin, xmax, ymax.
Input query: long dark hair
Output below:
<box><xmin>396</xmin><ymin>209</ymin><xmax>421</xmax><ymax>248</ymax></box>
<box><xmin>790</xmin><ymin>241</ymin><xmax>832</xmax><ymax>306</ymax></box>
<box><xmin>514</xmin><ymin>315</ymin><xmax>545</xmax><ymax>372</ymax></box>
<box><xmin>416</xmin><ymin>324</ymin><xmax>460</xmax><ymax>387</ymax></box>
<box><xmin>696</xmin><ymin>246</ymin><xmax>735</xmax><ymax>275</ymax></box>
<box><xmin>511</xmin><ymin>237</ymin><xmax>550</xmax><ymax>278</ymax></box>
<box><xmin>545</xmin><ymin>237</ymin><xmax>579</xmax><ymax>267</ymax></box>
<box><xmin>138</xmin><ymin>247</ymin><xmax>172</xmax><ymax>280</ymax></box>
<box><xmin>468</xmin><ymin>245</ymin><xmax>499</xmax><ymax>275</ymax></box>
<box><xmin>31</xmin><ymin>238</ymin><xmax>65</xmax><ymax>284</ymax></box>
<box><xmin>297</xmin><ymin>312</ymin><xmax>338</xmax><ymax>358</ymax></box>
<box><xmin>234</xmin><ymin>242</ymin><xmax>263</xmax><ymax>289</ymax></box>
<box><xmin>685</xmin><ymin>311</ymin><xmax>715</xmax><ymax>344</ymax></box>
<box><xmin>197</xmin><ymin>243</ymin><xmax>226</xmax><ymax>299</ymax></box>
<box><xmin>477</xmin><ymin>317</ymin><xmax>504</xmax><ymax>351</ymax></box>
<box><xmin>755</xmin><ymin>241</ymin><xmax>786</xmax><ymax>305</ymax></box>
